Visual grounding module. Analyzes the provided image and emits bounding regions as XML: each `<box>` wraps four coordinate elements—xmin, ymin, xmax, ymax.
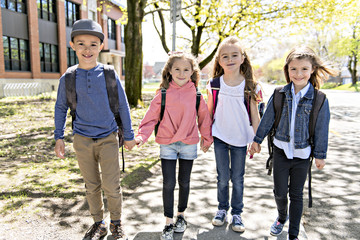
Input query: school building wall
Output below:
<box><xmin>0</xmin><ymin>0</ymin><xmax>126</xmax><ymax>97</ymax></box>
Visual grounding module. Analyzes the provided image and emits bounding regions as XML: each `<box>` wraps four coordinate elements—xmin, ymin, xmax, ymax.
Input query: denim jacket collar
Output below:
<box><xmin>280</xmin><ymin>82</ymin><xmax>315</xmax><ymax>101</ymax></box>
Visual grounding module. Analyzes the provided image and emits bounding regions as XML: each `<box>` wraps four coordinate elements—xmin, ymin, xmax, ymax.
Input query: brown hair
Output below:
<box><xmin>212</xmin><ymin>36</ymin><xmax>258</xmax><ymax>100</ymax></box>
<box><xmin>160</xmin><ymin>52</ymin><xmax>200</xmax><ymax>89</ymax></box>
<box><xmin>284</xmin><ymin>46</ymin><xmax>338</xmax><ymax>89</ymax></box>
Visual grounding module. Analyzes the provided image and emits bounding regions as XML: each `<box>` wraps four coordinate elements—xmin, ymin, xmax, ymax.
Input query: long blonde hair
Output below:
<box><xmin>284</xmin><ymin>46</ymin><xmax>338</xmax><ymax>89</ymax></box>
<box><xmin>212</xmin><ymin>36</ymin><xmax>258</xmax><ymax>100</ymax></box>
<box><xmin>160</xmin><ymin>52</ymin><xmax>200</xmax><ymax>89</ymax></box>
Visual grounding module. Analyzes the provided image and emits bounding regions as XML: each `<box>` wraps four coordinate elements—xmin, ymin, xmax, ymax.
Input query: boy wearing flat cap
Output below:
<box><xmin>54</xmin><ymin>19</ymin><xmax>135</xmax><ymax>240</ymax></box>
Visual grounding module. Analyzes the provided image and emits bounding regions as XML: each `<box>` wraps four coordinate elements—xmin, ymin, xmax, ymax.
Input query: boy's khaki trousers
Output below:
<box><xmin>73</xmin><ymin>132</ymin><xmax>122</xmax><ymax>222</ymax></box>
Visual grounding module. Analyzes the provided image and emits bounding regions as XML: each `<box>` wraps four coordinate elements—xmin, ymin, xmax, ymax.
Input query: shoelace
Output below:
<box><xmin>163</xmin><ymin>224</ymin><xmax>174</xmax><ymax>234</ymax></box>
<box><xmin>112</xmin><ymin>224</ymin><xmax>125</xmax><ymax>237</ymax></box>
<box><xmin>233</xmin><ymin>215</ymin><xmax>242</xmax><ymax>225</ymax></box>
<box><xmin>84</xmin><ymin>222</ymin><xmax>101</xmax><ymax>237</ymax></box>
<box><xmin>215</xmin><ymin>210</ymin><xmax>227</xmax><ymax>218</ymax></box>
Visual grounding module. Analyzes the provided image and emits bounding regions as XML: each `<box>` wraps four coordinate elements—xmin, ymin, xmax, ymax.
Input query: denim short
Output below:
<box><xmin>160</xmin><ymin>141</ymin><xmax>197</xmax><ymax>160</ymax></box>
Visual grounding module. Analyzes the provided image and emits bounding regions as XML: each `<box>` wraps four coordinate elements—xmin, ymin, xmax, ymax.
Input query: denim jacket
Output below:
<box><xmin>253</xmin><ymin>82</ymin><xmax>330</xmax><ymax>159</ymax></box>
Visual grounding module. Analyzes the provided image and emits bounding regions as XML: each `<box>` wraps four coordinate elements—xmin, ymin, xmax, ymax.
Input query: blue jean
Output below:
<box><xmin>160</xmin><ymin>142</ymin><xmax>197</xmax><ymax>160</ymax></box>
<box><xmin>273</xmin><ymin>146</ymin><xmax>310</xmax><ymax>238</ymax></box>
<box><xmin>213</xmin><ymin>137</ymin><xmax>247</xmax><ymax>215</ymax></box>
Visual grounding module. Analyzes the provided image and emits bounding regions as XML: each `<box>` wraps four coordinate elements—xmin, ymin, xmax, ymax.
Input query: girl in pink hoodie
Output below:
<box><xmin>135</xmin><ymin>52</ymin><xmax>213</xmax><ymax>240</ymax></box>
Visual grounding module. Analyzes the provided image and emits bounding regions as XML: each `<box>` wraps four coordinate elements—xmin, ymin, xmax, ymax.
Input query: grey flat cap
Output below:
<box><xmin>71</xmin><ymin>19</ymin><xmax>104</xmax><ymax>42</ymax></box>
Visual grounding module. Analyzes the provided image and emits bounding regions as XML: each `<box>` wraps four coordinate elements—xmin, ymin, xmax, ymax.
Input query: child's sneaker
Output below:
<box><xmin>160</xmin><ymin>224</ymin><xmax>174</xmax><ymax>240</ymax></box>
<box><xmin>174</xmin><ymin>215</ymin><xmax>187</xmax><ymax>233</ymax></box>
<box><xmin>83</xmin><ymin>222</ymin><xmax>108</xmax><ymax>240</ymax></box>
<box><xmin>231</xmin><ymin>215</ymin><xmax>245</xmax><ymax>233</ymax></box>
<box><xmin>270</xmin><ymin>216</ymin><xmax>288</xmax><ymax>236</ymax></box>
<box><xmin>212</xmin><ymin>209</ymin><xmax>227</xmax><ymax>226</ymax></box>
<box><xmin>110</xmin><ymin>222</ymin><xmax>128</xmax><ymax>240</ymax></box>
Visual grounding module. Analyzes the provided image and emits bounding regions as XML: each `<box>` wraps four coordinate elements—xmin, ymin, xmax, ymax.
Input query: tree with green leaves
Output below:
<box><xmin>329</xmin><ymin>0</ymin><xmax>359</xmax><ymax>86</ymax></box>
<box><xmin>149</xmin><ymin>0</ymin><xmax>322</xmax><ymax>69</ymax></box>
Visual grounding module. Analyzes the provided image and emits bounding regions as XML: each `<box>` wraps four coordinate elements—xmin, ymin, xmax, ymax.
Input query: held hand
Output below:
<box><xmin>135</xmin><ymin>137</ymin><xmax>144</xmax><ymax>147</ymax></box>
<box><xmin>248</xmin><ymin>142</ymin><xmax>261</xmax><ymax>157</ymax></box>
<box><xmin>315</xmin><ymin>158</ymin><xmax>325</xmax><ymax>170</ymax></box>
<box><xmin>200</xmin><ymin>137</ymin><xmax>209</xmax><ymax>153</ymax></box>
<box><xmin>55</xmin><ymin>139</ymin><xmax>65</xmax><ymax>159</ymax></box>
<box><xmin>202</xmin><ymin>145</ymin><xmax>210</xmax><ymax>153</ymax></box>
<box><xmin>124</xmin><ymin>139</ymin><xmax>136</xmax><ymax>151</ymax></box>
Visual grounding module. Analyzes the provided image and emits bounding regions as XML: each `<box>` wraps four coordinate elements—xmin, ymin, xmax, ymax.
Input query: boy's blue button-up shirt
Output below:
<box><xmin>54</xmin><ymin>64</ymin><xmax>134</xmax><ymax>141</ymax></box>
<box><xmin>253</xmin><ymin>82</ymin><xmax>330</xmax><ymax>159</ymax></box>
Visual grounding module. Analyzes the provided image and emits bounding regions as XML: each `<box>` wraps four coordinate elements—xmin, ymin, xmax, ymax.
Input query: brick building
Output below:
<box><xmin>0</xmin><ymin>0</ymin><xmax>126</xmax><ymax>92</ymax></box>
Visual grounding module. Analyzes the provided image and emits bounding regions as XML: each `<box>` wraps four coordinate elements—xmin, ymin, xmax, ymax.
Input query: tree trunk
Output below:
<box><xmin>125</xmin><ymin>0</ymin><xmax>146</xmax><ymax>106</ymax></box>
<box><xmin>351</xmin><ymin>55</ymin><xmax>357</xmax><ymax>86</ymax></box>
<box><xmin>348</xmin><ymin>54</ymin><xmax>358</xmax><ymax>86</ymax></box>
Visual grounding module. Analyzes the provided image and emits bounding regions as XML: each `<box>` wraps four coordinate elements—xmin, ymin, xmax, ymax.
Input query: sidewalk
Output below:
<box><xmin>118</xmin><ymin>145</ymin><xmax>308</xmax><ymax>240</ymax></box>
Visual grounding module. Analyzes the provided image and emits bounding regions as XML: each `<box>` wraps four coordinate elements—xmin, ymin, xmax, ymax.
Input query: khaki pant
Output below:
<box><xmin>73</xmin><ymin>132</ymin><xmax>122</xmax><ymax>222</ymax></box>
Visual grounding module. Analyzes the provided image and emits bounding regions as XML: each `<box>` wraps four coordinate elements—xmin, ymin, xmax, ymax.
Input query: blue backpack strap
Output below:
<box><xmin>210</xmin><ymin>77</ymin><xmax>220</xmax><ymax>117</ymax></box>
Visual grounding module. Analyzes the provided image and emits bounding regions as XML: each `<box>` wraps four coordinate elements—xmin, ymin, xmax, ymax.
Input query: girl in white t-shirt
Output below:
<box><xmin>206</xmin><ymin>36</ymin><xmax>262</xmax><ymax>233</ymax></box>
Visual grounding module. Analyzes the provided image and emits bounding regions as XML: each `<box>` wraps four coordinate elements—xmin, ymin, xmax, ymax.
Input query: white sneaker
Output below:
<box><xmin>212</xmin><ymin>209</ymin><xmax>227</xmax><ymax>226</ymax></box>
<box><xmin>231</xmin><ymin>215</ymin><xmax>245</xmax><ymax>233</ymax></box>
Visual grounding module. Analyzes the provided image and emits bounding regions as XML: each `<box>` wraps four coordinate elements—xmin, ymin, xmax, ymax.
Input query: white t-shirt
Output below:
<box><xmin>207</xmin><ymin>76</ymin><xmax>260</xmax><ymax>147</ymax></box>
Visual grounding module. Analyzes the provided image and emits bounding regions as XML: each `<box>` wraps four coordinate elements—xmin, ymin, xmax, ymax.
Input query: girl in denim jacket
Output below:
<box><xmin>249</xmin><ymin>46</ymin><xmax>337</xmax><ymax>240</ymax></box>
<box><xmin>135</xmin><ymin>52</ymin><xmax>213</xmax><ymax>240</ymax></box>
<box><xmin>206</xmin><ymin>36</ymin><xmax>262</xmax><ymax>233</ymax></box>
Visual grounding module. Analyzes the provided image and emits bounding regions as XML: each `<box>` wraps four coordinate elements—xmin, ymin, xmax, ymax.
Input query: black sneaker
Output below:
<box><xmin>110</xmin><ymin>222</ymin><xmax>128</xmax><ymax>240</ymax></box>
<box><xmin>174</xmin><ymin>215</ymin><xmax>187</xmax><ymax>233</ymax></box>
<box><xmin>160</xmin><ymin>224</ymin><xmax>174</xmax><ymax>240</ymax></box>
<box><xmin>83</xmin><ymin>222</ymin><xmax>107</xmax><ymax>240</ymax></box>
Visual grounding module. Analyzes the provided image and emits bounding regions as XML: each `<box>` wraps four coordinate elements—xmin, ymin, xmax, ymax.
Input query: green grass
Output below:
<box><xmin>332</xmin><ymin>83</ymin><xmax>359</xmax><ymax>92</ymax></box>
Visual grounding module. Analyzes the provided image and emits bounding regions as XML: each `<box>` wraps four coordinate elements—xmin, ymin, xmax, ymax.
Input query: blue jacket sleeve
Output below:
<box><xmin>253</xmin><ymin>94</ymin><xmax>276</xmax><ymax>144</ymax></box>
<box><xmin>313</xmin><ymin>98</ymin><xmax>330</xmax><ymax>159</ymax></box>
<box><xmin>116</xmin><ymin>73</ymin><xmax>135</xmax><ymax>141</ymax></box>
<box><xmin>54</xmin><ymin>76</ymin><xmax>68</xmax><ymax>140</ymax></box>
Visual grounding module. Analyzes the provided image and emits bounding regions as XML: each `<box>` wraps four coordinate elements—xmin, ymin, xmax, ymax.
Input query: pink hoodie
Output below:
<box><xmin>137</xmin><ymin>81</ymin><xmax>213</xmax><ymax>147</ymax></box>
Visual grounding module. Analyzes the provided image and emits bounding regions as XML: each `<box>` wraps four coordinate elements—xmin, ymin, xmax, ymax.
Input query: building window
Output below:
<box><xmin>108</xmin><ymin>18</ymin><xmax>116</xmax><ymax>40</ymax></box>
<box><xmin>37</xmin><ymin>0</ymin><xmax>56</xmax><ymax>22</ymax></box>
<box><xmin>121</xmin><ymin>24</ymin><xmax>125</xmax><ymax>43</ymax></box>
<box><xmin>3</xmin><ymin>36</ymin><xmax>30</xmax><ymax>71</ymax></box>
<box><xmin>65</xmin><ymin>0</ymin><xmax>79</xmax><ymax>27</ymax></box>
<box><xmin>39</xmin><ymin>42</ymin><xmax>59</xmax><ymax>72</ymax></box>
<box><xmin>89</xmin><ymin>10</ymin><xmax>96</xmax><ymax>21</ymax></box>
<box><xmin>1</xmin><ymin>0</ymin><xmax>26</xmax><ymax>13</ymax></box>
<box><xmin>67</xmin><ymin>47</ymin><xmax>78</xmax><ymax>67</ymax></box>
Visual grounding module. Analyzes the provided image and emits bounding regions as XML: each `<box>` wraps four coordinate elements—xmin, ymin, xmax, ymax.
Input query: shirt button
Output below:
<box><xmin>88</xmin><ymin>86</ymin><xmax>91</xmax><ymax>88</ymax></box>
<box><xmin>296</xmin><ymin>129</ymin><xmax>299</xmax><ymax>132</ymax></box>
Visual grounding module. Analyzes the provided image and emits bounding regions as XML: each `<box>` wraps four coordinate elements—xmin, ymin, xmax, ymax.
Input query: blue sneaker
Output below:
<box><xmin>231</xmin><ymin>215</ymin><xmax>245</xmax><ymax>233</ymax></box>
<box><xmin>270</xmin><ymin>216</ymin><xmax>288</xmax><ymax>236</ymax></box>
<box><xmin>212</xmin><ymin>209</ymin><xmax>227</xmax><ymax>226</ymax></box>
